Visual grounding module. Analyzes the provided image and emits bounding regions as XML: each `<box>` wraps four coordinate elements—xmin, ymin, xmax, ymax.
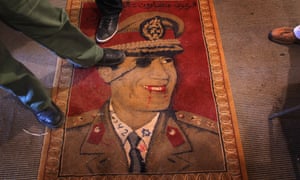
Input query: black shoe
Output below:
<box><xmin>96</xmin><ymin>48</ymin><xmax>126</xmax><ymax>67</ymax></box>
<box><xmin>96</xmin><ymin>14</ymin><xmax>120</xmax><ymax>43</ymax></box>
<box><xmin>34</xmin><ymin>102</ymin><xmax>65</xmax><ymax>128</ymax></box>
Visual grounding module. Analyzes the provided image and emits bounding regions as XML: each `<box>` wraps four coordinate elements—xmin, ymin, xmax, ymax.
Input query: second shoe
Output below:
<box><xmin>96</xmin><ymin>14</ymin><xmax>120</xmax><ymax>43</ymax></box>
<box><xmin>96</xmin><ymin>48</ymin><xmax>125</xmax><ymax>67</ymax></box>
<box><xmin>268</xmin><ymin>26</ymin><xmax>300</xmax><ymax>45</ymax></box>
<box><xmin>34</xmin><ymin>101</ymin><xmax>65</xmax><ymax>128</ymax></box>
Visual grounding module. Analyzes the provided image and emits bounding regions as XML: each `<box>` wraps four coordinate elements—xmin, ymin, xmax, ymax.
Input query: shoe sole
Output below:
<box><xmin>96</xmin><ymin>25</ymin><xmax>119</xmax><ymax>43</ymax></box>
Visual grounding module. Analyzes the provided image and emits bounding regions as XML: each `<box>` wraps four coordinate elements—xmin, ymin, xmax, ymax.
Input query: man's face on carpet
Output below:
<box><xmin>99</xmin><ymin>56</ymin><xmax>177</xmax><ymax>111</ymax></box>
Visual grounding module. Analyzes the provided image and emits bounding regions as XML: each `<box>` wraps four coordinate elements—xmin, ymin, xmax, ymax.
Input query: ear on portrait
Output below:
<box><xmin>98</xmin><ymin>57</ymin><xmax>137</xmax><ymax>83</ymax></box>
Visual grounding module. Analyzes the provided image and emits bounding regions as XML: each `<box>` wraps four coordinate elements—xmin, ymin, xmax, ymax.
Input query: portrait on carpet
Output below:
<box><xmin>59</xmin><ymin>1</ymin><xmax>226</xmax><ymax>176</ymax></box>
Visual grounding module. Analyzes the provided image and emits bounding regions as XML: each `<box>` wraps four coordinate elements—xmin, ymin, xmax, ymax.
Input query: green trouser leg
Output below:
<box><xmin>0</xmin><ymin>41</ymin><xmax>52</xmax><ymax>112</ymax></box>
<box><xmin>0</xmin><ymin>0</ymin><xmax>104</xmax><ymax>111</ymax></box>
<box><xmin>0</xmin><ymin>0</ymin><xmax>104</xmax><ymax>67</ymax></box>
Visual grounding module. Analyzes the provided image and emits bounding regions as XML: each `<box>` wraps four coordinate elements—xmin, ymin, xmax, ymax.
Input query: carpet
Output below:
<box><xmin>38</xmin><ymin>0</ymin><xmax>247</xmax><ymax>179</ymax></box>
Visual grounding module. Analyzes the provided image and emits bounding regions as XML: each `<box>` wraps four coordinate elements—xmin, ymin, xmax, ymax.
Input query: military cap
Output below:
<box><xmin>109</xmin><ymin>12</ymin><xmax>185</xmax><ymax>57</ymax></box>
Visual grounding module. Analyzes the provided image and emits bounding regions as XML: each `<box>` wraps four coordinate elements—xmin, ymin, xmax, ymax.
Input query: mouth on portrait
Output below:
<box><xmin>144</xmin><ymin>85</ymin><xmax>167</xmax><ymax>93</ymax></box>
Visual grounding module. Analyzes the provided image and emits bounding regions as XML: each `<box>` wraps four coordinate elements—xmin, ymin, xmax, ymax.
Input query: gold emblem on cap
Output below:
<box><xmin>141</xmin><ymin>16</ymin><xmax>165</xmax><ymax>40</ymax></box>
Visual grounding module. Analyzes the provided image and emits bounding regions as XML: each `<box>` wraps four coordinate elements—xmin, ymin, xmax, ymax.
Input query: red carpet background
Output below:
<box><xmin>69</xmin><ymin>1</ymin><xmax>217</xmax><ymax>121</ymax></box>
<box><xmin>38</xmin><ymin>0</ymin><xmax>247</xmax><ymax>179</ymax></box>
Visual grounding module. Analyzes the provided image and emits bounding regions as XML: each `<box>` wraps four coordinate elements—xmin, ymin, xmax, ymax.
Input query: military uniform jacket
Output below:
<box><xmin>60</xmin><ymin>102</ymin><xmax>225</xmax><ymax>176</ymax></box>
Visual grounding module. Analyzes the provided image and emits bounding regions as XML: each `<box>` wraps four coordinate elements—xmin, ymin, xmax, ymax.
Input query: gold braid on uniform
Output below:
<box><xmin>175</xmin><ymin>111</ymin><xmax>218</xmax><ymax>134</ymax></box>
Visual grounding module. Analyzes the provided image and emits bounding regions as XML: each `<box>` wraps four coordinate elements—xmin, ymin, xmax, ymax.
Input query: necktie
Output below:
<box><xmin>127</xmin><ymin>132</ymin><xmax>146</xmax><ymax>173</ymax></box>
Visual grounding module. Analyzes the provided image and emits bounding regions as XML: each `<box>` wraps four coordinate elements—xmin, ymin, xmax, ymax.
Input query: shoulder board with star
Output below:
<box><xmin>65</xmin><ymin>109</ymin><xmax>101</xmax><ymax>129</ymax></box>
<box><xmin>175</xmin><ymin>111</ymin><xmax>218</xmax><ymax>134</ymax></box>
